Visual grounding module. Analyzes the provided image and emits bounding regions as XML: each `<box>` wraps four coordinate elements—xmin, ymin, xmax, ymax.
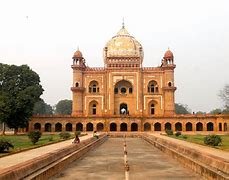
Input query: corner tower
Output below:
<box><xmin>161</xmin><ymin>49</ymin><xmax>176</xmax><ymax>115</ymax></box>
<box><xmin>71</xmin><ymin>48</ymin><xmax>86</xmax><ymax>115</ymax></box>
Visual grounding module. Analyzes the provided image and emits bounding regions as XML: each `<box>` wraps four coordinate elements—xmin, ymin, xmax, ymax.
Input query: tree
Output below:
<box><xmin>33</xmin><ymin>99</ymin><xmax>53</xmax><ymax>115</ymax></box>
<box><xmin>209</xmin><ymin>108</ymin><xmax>222</xmax><ymax>115</ymax></box>
<box><xmin>175</xmin><ymin>103</ymin><xmax>191</xmax><ymax>114</ymax></box>
<box><xmin>219</xmin><ymin>84</ymin><xmax>229</xmax><ymax>114</ymax></box>
<box><xmin>55</xmin><ymin>99</ymin><xmax>72</xmax><ymax>115</ymax></box>
<box><xmin>196</xmin><ymin>111</ymin><xmax>206</xmax><ymax>115</ymax></box>
<box><xmin>0</xmin><ymin>63</ymin><xmax>43</xmax><ymax>134</ymax></box>
<box><xmin>219</xmin><ymin>84</ymin><xmax>229</xmax><ymax>108</ymax></box>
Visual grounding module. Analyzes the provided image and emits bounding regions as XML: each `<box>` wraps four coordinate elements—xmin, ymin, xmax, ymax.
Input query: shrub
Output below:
<box><xmin>75</xmin><ymin>131</ymin><xmax>81</xmax><ymax>136</ymax></box>
<box><xmin>59</xmin><ymin>132</ymin><xmax>71</xmax><ymax>140</ymax></box>
<box><xmin>165</xmin><ymin>129</ymin><xmax>173</xmax><ymax>135</ymax></box>
<box><xmin>0</xmin><ymin>140</ymin><xmax>14</xmax><ymax>152</ymax></box>
<box><xmin>204</xmin><ymin>135</ymin><xmax>222</xmax><ymax>146</ymax></box>
<box><xmin>181</xmin><ymin>135</ymin><xmax>188</xmax><ymax>139</ymax></box>
<box><xmin>175</xmin><ymin>131</ymin><xmax>181</xmax><ymax>137</ymax></box>
<box><xmin>48</xmin><ymin>136</ymin><xmax>53</xmax><ymax>141</ymax></box>
<box><xmin>28</xmin><ymin>130</ymin><xmax>42</xmax><ymax>145</ymax></box>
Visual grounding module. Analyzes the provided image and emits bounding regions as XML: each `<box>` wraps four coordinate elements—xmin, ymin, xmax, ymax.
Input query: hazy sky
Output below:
<box><xmin>0</xmin><ymin>0</ymin><xmax>229</xmax><ymax>112</ymax></box>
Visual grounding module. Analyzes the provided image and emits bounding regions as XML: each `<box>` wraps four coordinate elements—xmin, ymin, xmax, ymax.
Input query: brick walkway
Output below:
<box><xmin>0</xmin><ymin>133</ymin><xmax>93</xmax><ymax>170</ymax></box>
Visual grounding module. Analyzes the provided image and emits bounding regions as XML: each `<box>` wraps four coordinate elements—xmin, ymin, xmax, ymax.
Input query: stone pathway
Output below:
<box><xmin>151</xmin><ymin>133</ymin><xmax>229</xmax><ymax>160</ymax></box>
<box><xmin>53</xmin><ymin>138</ymin><xmax>202</xmax><ymax>180</ymax></box>
<box><xmin>0</xmin><ymin>133</ymin><xmax>93</xmax><ymax>170</ymax></box>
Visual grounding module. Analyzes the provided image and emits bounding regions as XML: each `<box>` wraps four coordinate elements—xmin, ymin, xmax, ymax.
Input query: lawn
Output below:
<box><xmin>170</xmin><ymin>134</ymin><xmax>229</xmax><ymax>151</ymax></box>
<box><xmin>0</xmin><ymin>133</ymin><xmax>76</xmax><ymax>157</ymax></box>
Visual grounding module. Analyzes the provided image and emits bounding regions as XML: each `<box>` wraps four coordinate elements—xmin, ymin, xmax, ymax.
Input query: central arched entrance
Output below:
<box><xmin>120</xmin><ymin>103</ymin><xmax>128</xmax><ymax>115</ymax></box>
<box><xmin>120</xmin><ymin>123</ymin><xmax>127</xmax><ymax>131</ymax></box>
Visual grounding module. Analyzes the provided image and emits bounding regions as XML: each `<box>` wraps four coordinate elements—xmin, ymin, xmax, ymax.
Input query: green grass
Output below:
<box><xmin>170</xmin><ymin>134</ymin><xmax>229</xmax><ymax>151</ymax></box>
<box><xmin>0</xmin><ymin>133</ymin><xmax>76</xmax><ymax>157</ymax></box>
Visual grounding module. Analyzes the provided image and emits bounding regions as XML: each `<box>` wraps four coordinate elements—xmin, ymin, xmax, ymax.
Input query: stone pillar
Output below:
<box><xmin>203</xmin><ymin>122</ymin><xmax>207</xmax><ymax>131</ymax></box>
<box><xmin>161</xmin><ymin>123</ymin><xmax>165</xmax><ymax>131</ymax></box>
<box><xmin>83</xmin><ymin>124</ymin><xmax>86</xmax><ymax>132</ymax></box>
<box><xmin>214</xmin><ymin>122</ymin><xmax>217</xmax><ymax>132</ymax></box>
<box><xmin>171</xmin><ymin>123</ymin><xmax>175</xmax><ymax>131</ymax></box>
<box><xmin>94</xmin><ymin>124</ymin><xmax>97</xmax><ymax>132</ymax></box>
<box><xmin>193</xmin><ymin>123</ymin><xmax>196</xmax><ymax>131</ymax></box>
<box><xmin>72</xmin><ymin>124</ymin><xmax>76</xmax><ymax>132</ymax></box>
<box><xmin>41</xmin><ymin>124</ymin><xmax>45</xmax><ymax>132</ymax></box>
<box><xmin>117</xmin><ymin>124</ymin><xmax>120</xmax><ymax>132</ymax></box>
<box><xmin>138</xmin><ymin>123</ymin><xmax>140</xmax><ymax>132</ymax></box>
<box><xmin>182</xmin><ymin>123</ymin><xmax>185</xmax><ymax>132</ymax></box>
<box><xmin>128</xmin><ymin>123</ymin><xmax>131</xmax><ymax>132</ymax></box>
<box><xmin>51</xmin><ymin>123</ymin><xmax>55</xmax><ymax>132</ymax></box>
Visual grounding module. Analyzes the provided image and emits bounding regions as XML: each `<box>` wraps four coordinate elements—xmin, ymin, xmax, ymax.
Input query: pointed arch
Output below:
<box><xmin>45</xmin><ymin>123</ymin><xmax>51</xmax><ymax>132</ymax></box>
<box><xmin>154</xmin><ymin>122</ymin><xmax>161</xmax><ymax>131</ymax></box>
<box><xmin>144</xmin><ymin>123</ymin><xmax>151</xmax><ymax>131</ymax></box>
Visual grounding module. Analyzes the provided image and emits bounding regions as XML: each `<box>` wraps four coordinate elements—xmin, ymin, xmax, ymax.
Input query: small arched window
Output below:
<box><xmin>150</xmin><ymin>104</ymin><xmax>155</xmax><ymax>115</ymax></box>
<box><xmin>121</xmin><ymin>87</ymin><xmax>126</xmax><ymax>94</ymax></box>
<box><xmin>89</xmin><ymin>81</ymin><xmax>99</xmax><ymax>93</ymax></box>
<box><xmin>75</xmin><ymin>82</ymin><xmax>79</xmax><ymax>87</ymax></box>
<box><xmin>92</xmin><ymin>104</ymin><xmax>96</xmax><ymax>115</ymax></box>
<box><xmin>114</xmin><ymin>88</ymin><xmax>118</xmax><ymax>94</ymax></box>
<box><xmin>148</xmin><ymin>81</ymin><xmax>158</xmax><ymax>93</ymax></box>
<box><xmin>168</xmin><ymin>82</ymin><xmax>172</xmax><ymax>87</ymax></box>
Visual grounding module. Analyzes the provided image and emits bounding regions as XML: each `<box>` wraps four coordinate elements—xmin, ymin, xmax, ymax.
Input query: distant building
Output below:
<box><xmin>29</xmin><ymin>25</ymin><xmax>228</xmax><ymax>133</ymax></box>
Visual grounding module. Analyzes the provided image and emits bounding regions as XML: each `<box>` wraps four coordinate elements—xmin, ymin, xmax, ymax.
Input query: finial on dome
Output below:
<box><xmin>122</xmin><ymin>18</ymin><xmax>125</xmax><ymax>28</ymax></box>
<box><xmin>77</xmin><ymin>46</ymin><xmax>79</xmax><ymax>51</ymax></box>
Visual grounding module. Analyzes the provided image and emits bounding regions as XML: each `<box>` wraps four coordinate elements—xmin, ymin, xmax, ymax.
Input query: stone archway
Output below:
<box><xmin>186</xmin><ymin>122</ymin><xmax>193</xmax><ymax>131</ymax></box>
<box><xmin>97</xmin><ymin>123</ymin><xmax>104</xmax><ymax>132</ymax></box>
<box><xmin>110</xmin><ymin>123</ymin><xmax>117</xmax><ymax>131</ymax></box>
<box><xmin>175</xmin><ymin>122</ymin><xmax>182</xmax><ymax>131</ymax></box>
<box><xmin>55</xmin><ymin>123</ymin><xmax>62</xmax><ymax>132</ymax></box>
<box><xmin>86</xmin><ymin>123</ymin><xmax>93</xmax><ymax>131</ymax></box>
<box><xmin>120</xmin><ymin>103</ymin><xmax>128</xmax><ymax>115</ymax></box>
<box><xmin>165</xmin><ymin>122</ymin><xmax>171</xmax><ymax>131</ymax></box>
<box><xmin>219</xmin><ymin>123</ymin><xmax>222</xmax><ymax>131</ymax></box>
<box><xmin>34</xmin><ymin>123</ymin><xmax>41</xmax><ymax>131</ymax></box>
<box><xmin>144</xmin><ymin>123</ymin><xmax>151</xmax><ymax>131</ymax></box>
<box><xmin>120</xmin><ymin>123</ymin><xmax>127</xmax><ymax>131</ymax></box>
<box><xmin>196</xmin><ymin>122</ymin><xmax>203</xmax><ymax>131</ymax></box>
<box><xmin>76</xmin><ymin>123</ymin><xmax>83</xmax><ymax>131</ymax></box>
<box><xmin>66</xmin><ymin>123</ymin><xmax>72</xmax><ymax>131</ymax></box>
<box><xmin>224</xmin><ymin>123</ymin><xmax>227</xmax><ymax>131</ymax></box>
<box><xmin>131</xmin><ymin>123</ymin><xmax>138</xmax><ymax>131</ymax></box>
<box><xmin>45</xmin><ymin>123</ymin><xmax>51</xmax><ymax>132</ymax></box>
<box><xmin>154</xmin><ymin>123</ymin><xmax>161</xmax><ymax>131</ymax></box>
<box><xmin>207</xmin><ymin>122</ymin><xmax>214</xmax><ymax>131</ymax></box>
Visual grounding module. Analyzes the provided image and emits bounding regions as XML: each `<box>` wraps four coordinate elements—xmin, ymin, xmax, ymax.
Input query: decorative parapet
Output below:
<box><xmin>31</xmin><ymin>114</ymin><xmax>229</xmax><ymax>119</ymax></box>
<box><xmin>84</xmin><ymin>67</ymin><xmax>105</xmax><ymax>72</ymax></box>
<box><xmin>142</xmin><ymin>67</ymin><xmax>163</xmax><ymax>72</ymax></box>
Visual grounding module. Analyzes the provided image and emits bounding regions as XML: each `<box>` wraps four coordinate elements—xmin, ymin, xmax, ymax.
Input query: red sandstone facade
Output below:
<box><xmin>29</xmin><ymin>25</ymin><xmax>229</xmax><ymax>133</ymax></box>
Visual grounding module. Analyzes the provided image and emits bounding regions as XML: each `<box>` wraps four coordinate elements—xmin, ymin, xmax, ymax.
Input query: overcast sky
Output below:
<box><xmin>0</xmin><ymin>0</ymin><xmax>229</xmax><ymax>112</ymax></box>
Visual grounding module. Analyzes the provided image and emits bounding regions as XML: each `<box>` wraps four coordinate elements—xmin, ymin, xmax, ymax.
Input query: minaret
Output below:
<box><xmin>71</xmin><ymin>48</ymin><xmax>86</xmax><ymax>115</ymax></box>
<box><xmin>161</xmin><ymin>48</ymin><xmax>176</xmax><ymax>115</ymax></box>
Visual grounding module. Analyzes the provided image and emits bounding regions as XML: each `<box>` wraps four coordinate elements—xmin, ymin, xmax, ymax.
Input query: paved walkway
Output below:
<box><xmin>53</xmin><ymin>138</ymin><xmax>202</xmax><ymax>180</ymax></box>
<box><xmin>150</xmin><ymin>133</ymin><xmax>229</xmax><ymax>160</ymax></box>
<box><xmin>0</xmin><ymin>133</ymin><xmax>93</xmax><ymax>170</ymax></box>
